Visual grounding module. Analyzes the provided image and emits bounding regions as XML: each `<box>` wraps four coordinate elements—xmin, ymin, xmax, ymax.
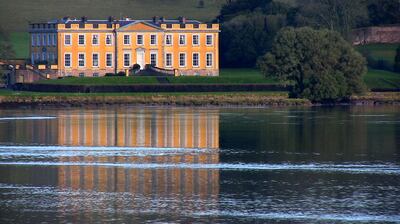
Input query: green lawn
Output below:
<box><xmin>37</xmin><ymin>69</ymin><xmax>280</xmax><ymax>85</ymax></box>
<box><xmin>37</xmin><ymin>76</ymin><xmax>159</xmax><ymax>85</ymax></box>
<box><xmin>364</xmin><ymin>69</ymin><xmax>400</xmax><ymax>89</ymax></box>
<box><xmin>9</xmin><ymin>32</ymin><xmax>29</xmax><ymax>59</ymax></box>
<box><xmin>356</xmin><ymin>43</ymin><xmax>399</xmax><ymax>63</ymax></box>
<box><xmin>0</xmin><ymin>89</ymin><xmax>287</xmax><ymax>97</ymax></box>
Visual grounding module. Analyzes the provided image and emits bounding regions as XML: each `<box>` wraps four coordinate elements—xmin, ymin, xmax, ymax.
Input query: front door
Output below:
<box><xmin>136</xmin><ymin>50</ymin><xmax>145</xmax><ymax>70</ymax></box>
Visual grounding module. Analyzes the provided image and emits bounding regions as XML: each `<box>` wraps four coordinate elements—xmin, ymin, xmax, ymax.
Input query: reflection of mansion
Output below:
<box><xmin>58</xmin><ymin>109</ymin><xmax>219</xmax><ymax>149</ymax></box>
<box><xmin>29</xmin><ymin>16</ymin><xmax>220</xmax><ymax>77</ymax></box>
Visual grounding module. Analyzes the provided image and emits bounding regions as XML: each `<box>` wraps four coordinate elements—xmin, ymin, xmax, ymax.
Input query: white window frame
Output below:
<box><xmin>165</xmin><ymin>34</ymin><xmax>172</xmax><ymax>46</ymax></box>
<box><xmin>78</xmin><ymin>34</ymin><xmax>85</xmax><ymax>46</ymax></box>
<box><xmin>123</xmin><ymin>34</ymin><xmax>131</xmax><ymax>45</ymax></box>
<box><xmin>179</xmin><ymin>34</ymin><xmax>186</xmax><ymax>46</ymax></box>
<box><xmin>150</xmin><ymin>52</ymin><xmax>157</xmax><ymax>67</ymax></box>
<box><xmin>47</xmin><ymin>34</ymin><xmax>51</xmax><ymax>46</ymax></box>
<box><xmin>105</xmin><ymin>34</ymin><xmax>113</xmax><ymax>45</ymax></box>
<box><xmin>92</xmin><ymin>52</ymin><xmax>99</xmax><ymax>67</ymax></box>
<box><xmin>192</xmin><ymin>34</ymin><xmax>199</xmax><ymax>46</ymax></box>
<box><xmin>64</xmin><ymin>53</ymin><xmax>71</xmax><ymax>68</ymax></box>
<box><xmin>78</xmin><ymin>52</ymin><xmax>85</xmax><ymax>68</ymax></box>
<box><xmin>123</xmin><ymin>52</ymin><xmax>131</xmax><ymax>67</ymax></box>
<box><xmin>36</xmin><ymin>34</ymin><xmax>41</xmax><ymax>46</ymax></box>
<box><xmin>165</xmin><ymin>53</ymin><xmax>173</xmax><ymax>68</ymax></box>
<box><xmin>136</xmin><ymin>34</ymin><xmax>144</xmax><ymax>45</ymax></box>
<box><xmin>192</xmin><ymin>52</ymin><xmax>200</xmax><ymax>67</ymax></box>
<box><xmin>42</xmin><ymin>34</ymin><xmax>46</xmax><ymax>46</ymax></box>
<box><xmin>179</xmin><ymin>52</ymin><xmax>186</xmax><ymax>68</ymax></box>
<box><xmin>31</xmin><ymin>35</ymin><xmax>35</xmax><ymax>47</ymax></box>
<box><xmin>53</xmin><ymin>34</ymin><xmax>57</xmax><ymax>46</ymax></box>
<box><xmin>64</xmin><ymin>34</ymin><xmax>71</xmax><ymax>46</ymax></box>
<box><xmin>92</xmin><ymin>34</ymin><xmax>99</xmax><ymax>46</ymax></box>
<box><xmin>150</xmin><ymin>34</ymin><xmax>157</xmax><ymax>45</ymax></box>
<box><xmin>206</xmin><ymin>34</ymin><xmax>213</xmax><ymax>46</ymax></box>
<box><xmin>106</xmin><ymin>53</ymin><xmax>113</xmax><ymax>68</ymax></box>
<box><xmin>206</xmin><ymin>52</ymin><xmax>213</xmax><ymax>68</ymax></box>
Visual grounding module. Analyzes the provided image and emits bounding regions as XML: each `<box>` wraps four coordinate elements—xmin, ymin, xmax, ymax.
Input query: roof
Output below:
<box><xmin>35</xmin><ymin>18</ymin><xmax>205</xmax><ymax>27</ymax></box>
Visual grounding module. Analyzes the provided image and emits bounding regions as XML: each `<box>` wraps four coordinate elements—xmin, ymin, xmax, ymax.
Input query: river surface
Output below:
<box><xmin>0</xmin><ymin>106</ymin><xmax>399</xmax><ymax>223</ymax></box>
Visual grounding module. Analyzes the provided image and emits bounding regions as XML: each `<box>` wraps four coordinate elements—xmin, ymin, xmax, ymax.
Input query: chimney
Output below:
<box><xmin>160</xmin><ymin>17</ymin><xmax>165</xmax><ymax>23</ymax></box>
<box><xmin>153</xmin><ymin>16</ymin><xmax>159</xmax><ymax>24</ymax></box>
<box><xmin>108</xmin><ymin>16</ymin><xmax>115</xmax><ymax>22</ymax></box>
<box><xmin>179</xmin><ymin>16</ymin><xmax>186</xmax><ymax>24</ymax></box>
<box><xmin>81</xmin><ymin>16</ymin><xmax>87</xmax><ymax>23</ymax></box>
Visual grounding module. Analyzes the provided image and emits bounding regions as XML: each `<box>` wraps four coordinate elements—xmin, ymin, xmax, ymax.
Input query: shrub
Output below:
<box><xmin>258</xmin><ymin>27</ymin><xmax>367</xmax><ymax>102</ymax></box>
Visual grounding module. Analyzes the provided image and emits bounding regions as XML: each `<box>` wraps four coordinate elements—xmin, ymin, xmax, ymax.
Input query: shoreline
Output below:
<box><xmin>0</xmin><ymin>92</ymin><xmax>399</xmax><ymax>108</ymax></box>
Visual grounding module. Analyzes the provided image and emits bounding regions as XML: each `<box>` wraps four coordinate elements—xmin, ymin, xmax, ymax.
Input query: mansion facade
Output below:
<box><xmin>29</xmin><ymin>17</ymin><xmax>220</xmax><ymax>77</ymax></box>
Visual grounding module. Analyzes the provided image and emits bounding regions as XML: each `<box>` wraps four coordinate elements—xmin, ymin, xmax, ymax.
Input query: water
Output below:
<box><xmin>0</xmin><ymin>106</ymin><xmax>399</xmax><ymax>223</ymax></box>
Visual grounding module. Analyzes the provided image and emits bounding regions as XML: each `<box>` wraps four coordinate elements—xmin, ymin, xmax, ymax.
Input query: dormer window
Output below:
<box><xmin>166</xmin><ymin>24</ymin><xmax>172</xmax><ymax>29</ymax></box>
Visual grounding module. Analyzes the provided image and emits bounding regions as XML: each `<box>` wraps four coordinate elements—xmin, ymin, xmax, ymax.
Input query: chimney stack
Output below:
<box><xmin>179</xmin><ymin>16</ymin><xmax>186</xmax><ymax>24</ymax></box>
<box><xmin>81</xmin><ymin>16</ymin><xmax>87</xmax><ymax>23</ymax></box>
<box><xmin>160</xmin><ymin>17</ymin><xmax>165</xmax><ymax>23</ymax></box>
<box><xmin>153</xmin><ymin>16</ymin><xmax>159</xmax><ymax>24</ymax></box>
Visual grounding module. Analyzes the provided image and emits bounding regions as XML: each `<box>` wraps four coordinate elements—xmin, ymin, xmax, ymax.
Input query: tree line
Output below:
<box><xmin>217</xmin><ymin>0</ymin><xmax>400</xmax><ymax>68</ymax></box>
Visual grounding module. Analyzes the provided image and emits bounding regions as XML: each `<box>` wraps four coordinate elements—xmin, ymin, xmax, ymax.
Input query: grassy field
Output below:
<box><xmin>37</xmin><ymin>69</ymin><xmax>280</xmax><ymax>85</ymax></box>
<box><xmin>356</xmin><ymin>43</ymin><xmax>399</xmax><ymax>64</ymax></box>
<box><xmin>363</xmin><ymin>69</ymin><xmax>400</xmax><ymax>89</ymax></box>
<box><xmin>0</xmin><ymin>0</ymin><xmax>224</xmax><ymax>32</ymax></box>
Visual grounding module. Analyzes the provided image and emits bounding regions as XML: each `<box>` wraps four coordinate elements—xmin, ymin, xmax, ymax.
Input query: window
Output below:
<box><xmin>137</xmin><ymin>34</ymin><xmax>143</xmax><ymax>45</ymax></box>
<box><xmin>64</xmin><ymin>34</ymin><xmax>71</xmax><ymax>45</ymax></box>
<box><xmin>49</xmin><ymin>53</ymin><xmax>53</xmax><ymax>62</ymax></box>
<box><xmin>150</xmin><ymin>34</ymin><xmax>157</xmax><ymax>45</ymax></box>
<box><xmin>192</xmin><ymin>34</ymin><xmax>199</xmax><ymax>46</ymax></box>
<box><xmin>36</xmin><ymin>53</ymin><xmax>40</xmax><ymax>61</ymax></box>
<box><xmin>165</xmin><ymin>53</ymin><xmax>172</xmax><ymax>67</ymax></box>
<box><xmin>106</xmin><ymin>34</ymin><xmax>112</xmax><ymax>45</ymax></box>
<box><xmin>53</xmin><ymin>34</ymin><xmax>57</xmax><ymax>46</ymax></box>
<box><xmin>165</xmin><ymin>34</ymin><xmax>172</xmax><ymax>45</ymax></box>
<box><xmin>31</xmin><ymin>35</ymin><xmax>35</xmax><ymax>46</ymax></box>
<box><xmin>179</xmin><ymin>53</ymin><xmax>186</xmax><ymax>67</ymax></box>
<box><xmin>166</xmin><ymin>24</ymin><xmax>172</xmax><ymax>29</ymax></box>
<box><xmin>65</xmin><ymin>24</ymin><xmax>71</xmax><ymax>29</ymax></box>
<box><xmin>93</xmin><ymin>73</ymin><xmax>99</xmax><ymax>77</ymax></box>
<box><xmin>106</xmin><ymin>53</ymin><xmax>113</xmax><ymax>67</ymax></box>
<box><xmin>43</xmin><ymin>34</ymin><xmax>46</xmax><ymax>46</ymax></box>
<box><xmin>64</xmin><ymin>53</ymin><xmax>71</xmax><ymax>67</ymax></box>
<box><xmin>78</xmin><ymin>53</ymin><xmax>85</xmax><ymax>67</ymax></box>
<box><xmin>192</xmin><ymin>53</ymin><xmax>199</xmax><ymax>67</ymax></box>
<box><xmin>92</xmin><ymin>34</ymin><xmax>99</xmax><ymax>45</ymax></box>
<box><xmin>150</xmin><ymin>53</ymin><xmax>157</xmax><ymax>66</ymax></box>
<box><xmin>92</xmin><ymin>53</ymin><xmax>99</xmax><ymax>67</ymax></box>
<box><xmin>107</xmin><ymin>23</ymin><xmax>112</xmax><ymax>29</ymax></box>
<box><xmin>123</xmin><ymin>53</ymin><xmax>131</xmax><ymax>67</ymax></box>
<box><xmin>78</xmin><ymin>34</ymin><xmax>85</xmax><ymax>45</ymax></box>
<box><xmin>31</xmin><ymin>53</ymin><xmax>35</xmax><ymax>64</ymax></box>
<box><xmin>93</xmin><ymin>24</ymin><xmax>99</xmax><ymax>29</ymax></box>
<box><xmin>79</xmin><ymin>23</ymin><xmax>85</xmax><ymax>29</ymax></box>
<box><xmin>123</xmin><ymin>35</ymin><xmax>130</xmax><ymax>45</ymax></box>
<box><xmin>42</xmin><ymin>52</ymin><xmax>46</xmax><ymax>61</ymax></box>
<box><xmin>180</xmin><ymin>24</ymin><xmax>186</xmax><ymax>29</ymax></box>
<box><xmin>179</xmin><ymin>35</ymin><xmax>186</xmax><ymax>46</ymax></box>
<box><xmin>79</xmin><ymin>72</ymin><xmax>85</xmax><ymax>77</ymax></box>
<box><xmin>193</xmin><ymin>24</ymin><xmax>199</xmax><ymax>29</ymax></box>
<box><xmin>206</xmin><ymin>34</ymin><xmax>213</xmax><ymax>46</ymax></box>
<box><xmin>48</xmin><ymin>34</ymin><xmax>51</xmax><ymax>46</ymax></box>
<box><xmin>207</xmin><ymin>24</ymin><xmax>213</xmax><ymax>29</ymax></box>
<box><xmin>206</xmin><ymin>53</ymin><xmax>213</xmax><ymax>67</ymax></box>
<box><xmin>37</xmin><ymin>34</ymin><xmax>41</xmax><ymax>46</ymax></box>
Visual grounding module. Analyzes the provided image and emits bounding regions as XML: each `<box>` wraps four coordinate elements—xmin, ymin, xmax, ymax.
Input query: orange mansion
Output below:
<box><xmin>29</xmin><ymin>16</ymin><xmax>220</xmax><ymax>77</ymax></box>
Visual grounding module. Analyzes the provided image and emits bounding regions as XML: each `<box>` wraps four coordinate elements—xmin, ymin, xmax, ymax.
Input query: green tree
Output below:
<box><xmin>394</xmin><ymin>45</ymin><xmax>400</xmax><ymax>73</ymax></box>
<box><xmin>293</xmin><ymin>0</ymin><xmax>368</xmax><ymax>39</ymax></box>
<box><xmin>257</xmin><ymin>27</ymin><xmax>367</xmax><ymax>102</ymax></box>
<box><xmin>368</xmin><ymin>0</ymin><xmax>400</xmax><ymax>26</ymax></box>
<box><xmin>0</xmin><ymin>41</ymin><xmax>15</xmax><ymax>60</ymax></box>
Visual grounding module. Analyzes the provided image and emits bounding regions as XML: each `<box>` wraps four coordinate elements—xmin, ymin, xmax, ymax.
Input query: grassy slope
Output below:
<box><xmin>37</xmin><ymin>69</ymin><xmax>280</xmax><ymax>85</ymax></box>
<box><xmin>364</xmin><ymin>69</ymin><xmax>400</xmax><ymax>89</ymax></box>
<box><xmin>356</xmin><ymin>43</ymin><xmax>399</xmax><ymax>64</ymax></box>
<box><xmin>0</xmin><ymin>0</ymin><xmax>224</xmax><ymax>32</ymax></box>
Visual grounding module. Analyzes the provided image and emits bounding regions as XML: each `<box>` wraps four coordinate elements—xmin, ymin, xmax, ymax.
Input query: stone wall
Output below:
<box><xmin>352</xmin><ymin>25</ymin><xmax>400</xmax><ymax>45</ymax></box>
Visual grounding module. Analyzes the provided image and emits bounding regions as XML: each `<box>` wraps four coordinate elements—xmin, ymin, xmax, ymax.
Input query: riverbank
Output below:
<box><xmin>0</xmin><ymin>90</ymin><xmax>399</xmax><ymax>107</ymax></box>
